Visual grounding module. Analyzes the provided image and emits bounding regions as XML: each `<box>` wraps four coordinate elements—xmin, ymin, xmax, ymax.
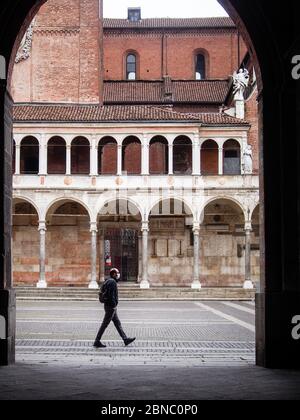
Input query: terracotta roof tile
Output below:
<box><xmin>104</xmin><ymin>17</ymin><xmax>235</xmax><ymax>29</ymax></box>
<box><xmin>13</xmin><ymin>104</ymin><xmax>248</xmax><ymax>126</ymax></box>
<box><xmin>104</xmin><ymin>80</ymin><xmax>229</xmax><ymax>104</ymax></box>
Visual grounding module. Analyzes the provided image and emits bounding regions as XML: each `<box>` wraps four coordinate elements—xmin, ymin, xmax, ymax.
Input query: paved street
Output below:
<box><xmin>16</xmin><ymin>300</ymin><xmax>255</xmax><ymax>366</ymax></box>
<box><xmin>1</xmin><ymin>299</ymin><xmax>300</xmax><ymax>400</ymax></box>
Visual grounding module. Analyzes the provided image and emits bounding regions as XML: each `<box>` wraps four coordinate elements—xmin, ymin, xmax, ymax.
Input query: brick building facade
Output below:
<box><xmin>10</xmin><ymin>0</ymin><xmax>259</xmax><ymax>289</ymax></box>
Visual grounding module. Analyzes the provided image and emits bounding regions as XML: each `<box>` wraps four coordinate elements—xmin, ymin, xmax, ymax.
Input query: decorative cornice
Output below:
<box><xmin>34</xmin><ymin>27</ymin><xmax>80</xmax><ymax>36</ymax></box>
<box><xmin>104</xmin><ymin>28</ymin><xmax>236</xmax><ymax>39</ymax></box>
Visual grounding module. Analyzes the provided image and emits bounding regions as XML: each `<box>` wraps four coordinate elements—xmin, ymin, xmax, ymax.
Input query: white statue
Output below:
<box><xmin>233</xmin><ymin>68</ymin><xmax>250</xmax><ymax>100</ymax></box>
<box><xmin>243</xmin><ymin>145</ymin><xmax>253</xmax><ymax>174</ymax></box>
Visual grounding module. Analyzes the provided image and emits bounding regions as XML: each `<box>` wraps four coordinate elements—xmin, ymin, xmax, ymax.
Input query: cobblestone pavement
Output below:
<box><xmin>16</xmin><ymin>300</ymin><xmax>255</xmax><ymax>366</ymax></box>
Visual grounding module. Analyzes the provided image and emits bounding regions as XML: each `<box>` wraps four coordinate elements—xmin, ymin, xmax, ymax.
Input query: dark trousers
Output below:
<box><xmin>95</xmin><ymin>305</ymin><xmax>127</xmax><ymax>342</ymax></box>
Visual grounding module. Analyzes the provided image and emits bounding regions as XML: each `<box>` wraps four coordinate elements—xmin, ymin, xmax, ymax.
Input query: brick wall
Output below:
<box><xmin>149</xmin><ymin>141</ymin><xmax>168</xmax><ymax>174</ymax></box>
<box><xmin>123</xmin><ymin>141</ymin><xmax>141</xmax><ymax>174</ymax></box>
<box><xmin>104</xmin><ymin>31</ymin><xmax>247</xmax><ymax>81</ymax></box>
<box><xmin>201</xmin><ymin>140</ymin><xmax>219</xmax><ymax>175</ymax></box>
<box><xmin>245</xmin><ymin>86</ymin><xmax>259</xmax><ymax>174</ymax></box>
<box><xmin>11</xmin><ymin>0</ymin><xmax>102</xmax><ymax>104</ymax></box>
<box><xmin>100</xmin><ymin>143</ymin><xmax>118</xmax><ymax>175</ymax></box>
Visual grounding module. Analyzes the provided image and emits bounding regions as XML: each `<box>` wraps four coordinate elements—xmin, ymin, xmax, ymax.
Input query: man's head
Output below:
<box><xmin>110</xmin><ymin>268</ymin><xmax>120</xmax><ymax>281</ymax></box>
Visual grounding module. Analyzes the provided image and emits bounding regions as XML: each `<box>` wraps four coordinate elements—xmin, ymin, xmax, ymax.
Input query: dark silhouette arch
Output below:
<box><xmin>0</xmin><ymin>0</ymin><xmax>299</xmax><ymax>369</ymax></box>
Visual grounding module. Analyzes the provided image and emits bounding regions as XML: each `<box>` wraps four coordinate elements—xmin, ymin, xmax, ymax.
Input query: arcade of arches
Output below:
<box><xmin>12</xmin><ymin>197</ymin><xmax>260</xmax><ymax>289</ymax></box>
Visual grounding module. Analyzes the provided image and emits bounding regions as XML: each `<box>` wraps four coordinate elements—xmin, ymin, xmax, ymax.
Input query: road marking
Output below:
<box><xmin>16</xmin><ymin>319</ymin><xmax>231</xmax><ymax>325</ymax></box>
<box><xmin>194</xmin><ymin>303</ymin><xmax>255</xmax><ymax>333</ymax></box>
<box><xmin>221</xmin><ymin>302</ymin><xmax>255</xmax><ymax>315</ymax></box>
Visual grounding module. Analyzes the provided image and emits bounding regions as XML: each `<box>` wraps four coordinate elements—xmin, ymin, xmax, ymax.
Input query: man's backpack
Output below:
<box><xmin>99</xmin><ymin>282</ymin><xmax>109</xmax><ymax>304</ymax></box>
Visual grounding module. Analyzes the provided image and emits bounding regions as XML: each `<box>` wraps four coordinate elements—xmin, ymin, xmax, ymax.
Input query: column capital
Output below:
<box><xmin>90</xmin><ymin>222</ymin><xmax>98</xmax><ymax>233</ymax></box>
<box><xmin>245</xmin><ymin>221</ymin><xmax>252</xmax><ymax>231</ymax></box>
<box><xmin>38</xmin><ymin>221</ymin><xmax>47</xmax><ymax>232</ymax></box>
<box><xmin>193</xmin><ymin>223</ymin><xmax>200</xmax><ymax>234</ymax></box>
<box><xmin>141</xmin><ymin>221</ymin><xmax>149</xmax><ymax>232</ymax></box>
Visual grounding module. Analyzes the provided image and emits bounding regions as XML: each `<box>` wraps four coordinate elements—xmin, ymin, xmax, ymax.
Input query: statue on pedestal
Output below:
<box><xmin>243</xmin><ymin>145</ymin><xmax>253</xmax><ymax>174</ymax></box>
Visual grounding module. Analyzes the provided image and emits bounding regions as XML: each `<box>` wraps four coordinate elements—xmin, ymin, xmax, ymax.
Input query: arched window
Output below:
<box><xmin>48</xmin><ymin>137</ymin><xmax>66</xmax><ymax>175</ymax></box>
<box><xmin>98</xmin><ymin>137</ymin><xmax>118</xmax><ymax>175</ymax></box>
<box><xmin>173</xmin><ymin>136</ymin><xmax>193</xmax><ymax>175</ymax></box>
<box><xmin>149</xmin><ymin>136</ymin><xmax>169</xmax><ymax>175</ymax></box>
<box><xmin>122</xmin><ymin>136</ymin><xmax>141</xmax><ymax>175</ymax></box>
<box><xmin>195</xmin><ymin>54</ymin><xmax>206</xmax><ymax>80</ymax></box>
<box><xmin>201</xmin><ymin>140</ymin><xmax>218</xmax><ymax>175</ymax></box>
<box><xmin>20</xmin><ymin>136</ymin><xmax>39</xmax><ymax>175</ymax></box>
<box><xmin>71</xmin><ymin>137</ymin><xmax>90</xmax><ymax>175</ymax></box>
<box><xmin>126</xmin><ymin>54</ymin><xmax>137</xmax><ymax>80</ymax></box>
<box><xmin>223</xmin><ymin>139</ymin><xmax>241</xmax><ymax>175</ymax></box>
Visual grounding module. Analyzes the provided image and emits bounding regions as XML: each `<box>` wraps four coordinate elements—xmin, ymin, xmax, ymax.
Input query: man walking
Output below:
<box><xmin>93</xmin><ymin>268</ymin><xmax>136</xmax><ymax>348</ymax></box>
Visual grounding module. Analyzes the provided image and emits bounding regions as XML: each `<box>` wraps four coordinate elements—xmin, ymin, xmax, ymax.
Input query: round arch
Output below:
<box><xmin>44</xmin><ymin>197</ymin><xmax>92</xmax><ymax>222</ymax></box>
<box><xmin>47</xmin><ymin>136</ymin><xmax>66</xmax><ymax>175</ymax></box>
<box><xmin>98</xmin><ymin>136</ymin><xmax>118</xmax><ymax>175</ymax></box>
<box><xmin>122</xmin><ymin>136</ymin><xmax>142</xmax><ymax>175</ymax></box>
<box><xmin>3</xmin><ymin>0</ymin><xmax>299</xmax><ymax>370</ymax></box>
<box><xmin>201</xmin><ymin>196</ymin><xmax>246</xmax><ymax>222</ymax></box>
<box><xmin>97</xmin><ymin>197</ymin><xmax>143</xmax><ymax>221</ymax></box>
<box><xmin>148</xmin><ymin>197</ymin><xmax>194</xmax><ymax>220</ymax></box>
<box><xmin>12</xmin><ymin>196</ymin><xmax>40</xmax><ymax>219</ymax></box>
<box><xmin>149</xmin><ymin>136</ymin><xmax>169</xmax><ymax>175</ymax></box>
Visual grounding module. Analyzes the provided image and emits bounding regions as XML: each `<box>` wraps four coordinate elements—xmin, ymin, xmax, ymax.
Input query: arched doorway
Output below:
<box><xmin>20</xmin><ymin>136</ymin><xmax>39</xmax><ymax>175</ymax></box>
<box><xmin>201</xmin><ymin>139</ymin><xmax>219</xmax><ymax>175</ymax></box>
<box><xmin>98</xmin><ymin>137</ymin><xmax>117</xmax><ymax>175</ymax></box>
<box><xmin>71</xmin><ymin>137</ymin><xmax>90</xmax><ymax>175</ymax></box>
<box><xmin>98</xmin><ymin>199</ymin><xmax>142</xmax><ymax>283</ymax></box>
<box><xmin>0</xmin><ymin>0</ymin><xmax>299</xmax><ymax>369</ymax></box>
<box><xmin>122</xmin><ymin>136</ymin><xmax>142</xmax><ymax>175</ymax></box>
<box><xmin>47</xmin><ymin>137</ymin><xmax>66</xmax><ymax>175</ymax></box>
<box><xmin>173</xmin><ymin>136</ymin><xmax>193</xmax><ymax>175</ymax></box>
<box><xmin>149</xmin><ymin>136</ymin><xmax>169</xmax><ymax>175</ymax></box>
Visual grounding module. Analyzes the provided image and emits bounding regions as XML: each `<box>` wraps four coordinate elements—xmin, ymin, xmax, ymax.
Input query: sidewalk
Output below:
<box><xmin>1</xmin><ymin>362</ymin><xmax>300</xmax><ymax>400</ymax></box>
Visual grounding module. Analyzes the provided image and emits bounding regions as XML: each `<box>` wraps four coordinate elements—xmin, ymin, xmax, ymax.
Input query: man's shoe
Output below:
<box><xmin>124</xmin><ymin>337</ymin><xmax>136</xmax><ymax>347</ymax></box>
<box><xmin>93</xmin><ymin>341</ymin><xmax>106</xmax><ymax>348</ymax></box>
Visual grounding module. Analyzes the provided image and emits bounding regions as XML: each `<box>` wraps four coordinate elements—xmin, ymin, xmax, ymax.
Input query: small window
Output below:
<box><xmin>195</xmin><ymin>54</ymin><xmax>206</xmax><ymax>80</ymax></box>
<box><xmin>128</xmin><ymin>8</ymin><xmax>141</xmax><ymax>22</ymax></box>
<box><xmin>127</xmin><ymin>54</ymin><xmax>137</xmax><ymax>80</ymax></box>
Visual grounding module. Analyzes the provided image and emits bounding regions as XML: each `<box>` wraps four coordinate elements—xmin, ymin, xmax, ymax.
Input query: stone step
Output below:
<box><xmin>14</xmin><ymin>287</ymin><xmax>255</xmax><ymax>301</ymax></box>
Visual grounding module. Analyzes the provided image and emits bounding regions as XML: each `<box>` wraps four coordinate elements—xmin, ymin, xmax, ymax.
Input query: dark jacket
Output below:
<box><xmin>102</xmin><ymin>277</ymin><xmax>119</xmax><ymax>308</ymax></box>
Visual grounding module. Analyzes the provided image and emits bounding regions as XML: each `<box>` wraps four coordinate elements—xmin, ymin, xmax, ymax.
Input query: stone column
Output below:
<box><xmin>218</xmin><ymin>146</ymin><xmax>223</xmax><ymax>176</ymax></box>
<box><xmin>117</xmin><ymin>144</ymin><xmax>122</xmax><ymax>176</ymax></box>
<box><xmin>39</xmin><ymin>136</ymin><xmax>47</xmax><ymax>176</ymax></box>
<box><xmin>66</xmin><ymin>145</ymin><xmax>71</xmax><ymax>175</ymax></box>
<box><xmin>193</xmin><ymin>135</ymin><xmax>201</xmax><ymax>176</ymax></box>
<box><xmin>244</xmin><ymin>221</ymin><xmax>254</xmax><ymax>289</ymax></box>
<box><xmin>191</xmin><ymin>223</ymin><xmax>202</xmax><ymax>289</ymax></box>
<box><xmin>89</xmin><ymin>222</ymin><xmax>99</xmax><ymax>289</ymax></box>
<box><xmin>138</xmin><ymin>234</ymin><xmax>142</xmax><ymax>284</ymax></box>
<box><xmin>142</xmin><ymin>135</ymin><xmax>150</xmax><ymax>175</ymax></box>
<box><xmin>15</xmin><ymin>144</ymin><xmax>20</xmax><ymax>175</ymax></box>
<box><xmin>168</xmin><ymin>143</ymin><xmax>173</xmax><ymax>175</ymax></box>
<box><xmin>140</xmin><ymin>221</ymin><xmax>150</xmax><ymax>289</ymax></box>
<box><xmin>37</xmin><ymin>221</ymin><xmax>47</xmax><ymax>289</ymax></box>
<box><xmin>90</xmin><ymin>136</ymin><xmax>98</xmax><ymax>176</ymax></box>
